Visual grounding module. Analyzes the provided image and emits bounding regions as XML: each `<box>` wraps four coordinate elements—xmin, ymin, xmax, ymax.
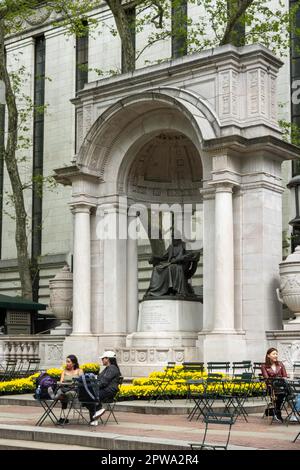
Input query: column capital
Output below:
<box><xmin>208</xmin><ymin>180</ymin><xmax>237</xmax><ymax>193</ymax></box>
<box><xmin>98</xmin><ymin>202</ymin><xmax>128</xmax><ymax>216</ymax></box>
<box><xmin>69</xmin><ymin>201</ymin><xmax>96</xmax><ymax>214</ymax></box>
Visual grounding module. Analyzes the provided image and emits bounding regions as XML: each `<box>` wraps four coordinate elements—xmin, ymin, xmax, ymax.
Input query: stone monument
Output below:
<box><xmin>123</xmin><ymin>238</ymin><xmax>203</xmax><ymax>376</ymax></box>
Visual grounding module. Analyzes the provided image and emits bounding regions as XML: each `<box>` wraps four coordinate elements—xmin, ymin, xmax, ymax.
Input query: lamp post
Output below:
<box><xmin>287</xmin><ymin>175</ymin><xmax>300</xmax><ymax>252</ymax></box>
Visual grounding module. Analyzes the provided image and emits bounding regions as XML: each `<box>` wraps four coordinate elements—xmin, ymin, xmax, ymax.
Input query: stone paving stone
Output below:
<box><xmin>0</xmin><ymin>403</ymin><xmax>299</xmax><ymax>450</ymax></box>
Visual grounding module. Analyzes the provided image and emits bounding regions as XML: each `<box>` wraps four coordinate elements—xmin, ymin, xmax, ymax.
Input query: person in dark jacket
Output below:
<box><xmin>261</xmin><ymin>347</ymin><xmax>288</xmax><ymax>422</ymax></box>
<box><xmin>89</xmin><ymin>350</ymin><xmax>121</xmax><ymax>425</ymax></box>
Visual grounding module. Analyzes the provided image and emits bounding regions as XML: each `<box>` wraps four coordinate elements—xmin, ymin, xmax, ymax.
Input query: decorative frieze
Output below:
<box><xmin>219</xmin><ymin>70</ymin><xmax>239</xmax><ymax>119</ymax></box>
<box><xmin>249</xmin><ymin>70</ymin><xmax>259</xmax><ymax>114</ymax></box>
<box><xmin>270</xmin><ymin>75</ymin><xmax>277</xmax><ymax>120</ymax></box>
<box><xmin>117</xmin><ymin>347</ymin><xmax>186</xmax><ymax>364</ymax></box>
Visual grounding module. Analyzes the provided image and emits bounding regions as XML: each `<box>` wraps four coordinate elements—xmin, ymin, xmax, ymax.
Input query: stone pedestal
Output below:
<box><xmin>118</xmin><ymin>299</ymin><xmax>203</xmax><ymax>376</ymax></box>
<box><xmin>197</xmin><ymin>331</ymin><xmax>247</xmax><ymax>363</ymax></box>
<box><xmin>137</xmin><ymin>299</ymin><xmax>202</xmax><ymax>332</ymax></box>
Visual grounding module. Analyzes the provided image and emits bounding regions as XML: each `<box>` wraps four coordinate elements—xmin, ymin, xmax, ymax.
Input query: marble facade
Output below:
<box><xmin>55</xmin><ymin>44</ymin><xmax>299</xmax><ymax>374</ymax></box>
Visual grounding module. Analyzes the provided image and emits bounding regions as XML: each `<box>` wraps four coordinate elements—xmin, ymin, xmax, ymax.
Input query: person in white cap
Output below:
<box><xmin>89</xmin><ymin>350</ymin><xmax>121</xmax><ymax>425</ymax></box>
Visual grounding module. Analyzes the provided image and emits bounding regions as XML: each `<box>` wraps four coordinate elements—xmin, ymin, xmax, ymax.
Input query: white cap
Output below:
<box><xmin>100</xmin><ymin>350</ymin><xmax>116</xmax><ymax>359</ymax></box>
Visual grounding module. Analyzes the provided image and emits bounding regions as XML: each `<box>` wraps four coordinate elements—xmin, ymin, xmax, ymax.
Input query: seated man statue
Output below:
<box><xmin>144</xmin><ymin>235</ymin><xmax>201</xmax><ymax>299</ymax></box>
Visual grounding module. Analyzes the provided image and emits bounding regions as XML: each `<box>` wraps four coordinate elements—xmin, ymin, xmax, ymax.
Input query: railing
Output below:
<box><xmin>0</xmin><ymin>335</ymin><xmax>65</xmax><ymax>369</ymax></box>
<box><xmin>1</xmin><ymin>338</ymin><xmax>39</xmax><ymax>361</ymax></box>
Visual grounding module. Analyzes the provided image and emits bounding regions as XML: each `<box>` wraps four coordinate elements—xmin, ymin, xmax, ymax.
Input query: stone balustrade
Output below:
<box><xmin>0</xmin><ymin>335</ymin><xmax>65</xmax><ymax>369</ymax></box>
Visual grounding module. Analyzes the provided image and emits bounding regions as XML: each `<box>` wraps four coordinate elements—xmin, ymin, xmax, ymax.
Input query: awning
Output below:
<box><xmin>0</xmin><ymin>294</ymin><xmax>47</xmax><ymax>311</ymax></box>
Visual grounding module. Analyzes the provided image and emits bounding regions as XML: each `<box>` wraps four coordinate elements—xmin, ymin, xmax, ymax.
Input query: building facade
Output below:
<box><xmin>0</xmin><ymin>2</ymin><xmax>299</xmax><ymax>374</ymax></box>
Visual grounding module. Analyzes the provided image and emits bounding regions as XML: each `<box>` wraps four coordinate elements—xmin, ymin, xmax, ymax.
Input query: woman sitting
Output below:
<box><xmin>50</xmin><ymin>354</ymin><xmax>83</xmax><ymax>424</ymax></box>
<box><xmin>86</xmin><ymin>350</ymin><xmax>121</xmax><ymax>426</ymax></box>
<box><xmin>261</xmin><ymin>347</ymin><xmax>287</xmax><ymax>422</ymax></box>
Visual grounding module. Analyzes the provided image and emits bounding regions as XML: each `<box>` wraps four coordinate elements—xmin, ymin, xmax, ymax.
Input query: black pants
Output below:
<box><xmin>275</xmin><ymin>393</ymin><xmax>285</xmax><ymax>417</ymax></box>
<box><xmin>83</xmin><ymin>390</ymin><xmax>115</xmax><ymax>421</ymax></box>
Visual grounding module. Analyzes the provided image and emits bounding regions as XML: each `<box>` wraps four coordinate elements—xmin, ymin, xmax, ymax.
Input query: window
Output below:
<box><xmin>291</xmin><ymin>0</ymin><xmax>300</xmax><ymax>175</ymax></box>
<box><xmin>32</xmin><ymin>35</ymin><xmax>45</xmax><ymax>301</ymax></box>
<box><xmin>76</xmin><ymin>21</ymin><xmax>89</xmax><ymax>92</ymax></box>
<box><xmin>171</xmin><ymin>0</ymin><xmax>187</xmax><ymax>58</ymax></box>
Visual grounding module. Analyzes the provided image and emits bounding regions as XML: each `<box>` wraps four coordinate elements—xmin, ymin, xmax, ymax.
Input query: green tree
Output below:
<box><xmin>0</xmin><ymin>1</ymin><xmax>41</xmax><ymax>299</ymax></box>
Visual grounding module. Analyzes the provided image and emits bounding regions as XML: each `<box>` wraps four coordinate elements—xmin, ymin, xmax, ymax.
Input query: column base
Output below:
<box><xmin>197</xmin><ymin>331</ymin><xmax>247</xmax><ymax>363</ymax></box>
<box><xmin>283</xmin><ymin>320</ymin><xmax>300</xmax><ymax>331</ymax></box>
<box><xmin>63</xmin><ymin>335</ymin><xmax>100</xmax><ymax>364</ymax></box>
<box><xmin>50</xmin><ymin>323</ymin><xmax>72</xmax><ymax>336</ymax></box>
<box><xmin>63</xmin><ymin>333</ymin><xmax>127</xmax><ymax>364</ymax></box>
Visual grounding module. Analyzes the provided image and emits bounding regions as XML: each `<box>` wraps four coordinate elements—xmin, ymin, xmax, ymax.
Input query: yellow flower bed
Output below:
<box><xmin>0</xmin><ymin>362</ymin><xmax>100</xmax><ymax>395</ymax></box>
<box><xmin>0</xmin><ymin>363</ymin><xmax>266</xmax><ymax>399</ymax></box>
<box><xmin>119</xmin><ymin>366</ymin><xmax>266</xmax><ymax>399</ymax></box>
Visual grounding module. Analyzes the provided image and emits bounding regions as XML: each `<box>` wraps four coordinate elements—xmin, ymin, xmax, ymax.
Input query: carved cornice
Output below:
<box><xmin>24</xmin><ymin>7</ymin><xmax>51</xmax><ymax>26</ymax></box>
<box><xmin>202</xmin><ymin>135</ymin><xmax>299</xmax><ymax>161</ymax></box>
<box><xmin>53</xmin><ymin>165</ymin><xmax>101</xmax><ymax>186</ymax></box>
<box><xmin>74</xmin><ymin>44</ymin><xmax>282</xmax><ymax>104</ymax></box>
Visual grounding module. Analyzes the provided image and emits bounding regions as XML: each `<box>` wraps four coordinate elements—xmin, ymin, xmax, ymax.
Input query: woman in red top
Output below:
<box><xmin>261</xmin><ymin>347</ymin><xmax>288</xmax><ymax>421</ymax></box>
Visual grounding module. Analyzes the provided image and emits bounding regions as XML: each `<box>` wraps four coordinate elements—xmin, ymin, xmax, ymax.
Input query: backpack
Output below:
<box><xmin>34</xmin><ymin>372</ymin><xmax>57</xmax><ymax>399</ymax></box>
<box><xmin>76</xmin><ymin>373</ymin><xmax>98</xmax><ymax>403</ymax></box>
<box><xmin>295</xmin><ymin>393</ymin><xmax>300</xmax><ymax>412</ymax></box>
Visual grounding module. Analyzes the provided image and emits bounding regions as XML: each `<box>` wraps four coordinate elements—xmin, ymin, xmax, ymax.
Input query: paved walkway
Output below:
<box><xmin>0</xmin><ymin>395</ymin><xmax>299</xmax><ymax>450</ymax></box>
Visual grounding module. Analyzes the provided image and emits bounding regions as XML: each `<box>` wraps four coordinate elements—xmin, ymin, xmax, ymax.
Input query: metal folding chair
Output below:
<box><xmin>232</xmin><ymin>361</ymin><xmax>252</xmax><ymax>376</ymax></box>
<box><xmin>102</xmin><ymin>376</ymin><xmax>124</xmax><ymax>424</ymax></box>
<box><xmin>262</xmin><ymin>377</ymin><xmax>289</xmax><ymax>424</ymax></box>
<box><xmin>253</xmin><ymin>362</ymin><xmax>263</xmax><ymax>378</ymax></box>
<box><xmin>293</xmin><ymin>430</ymin><xmax>300</xmax><ymax>443</ymax></box>
<box><xmin>284</xmin><ymin>380</ymin><xmax>300</xmax><ymax>424</ymax></box>
<box><xmin>293</xmin><ymin>362</ymin><xmax>300</xmax><ymax>378</ymax></box>
<box><xmin>189</xmin><ymin>411</ymin><xmax>235</xmax><ymax>450</ymax></box>
<box><xmin>188</xmin><ymin>378</ymin><xmax>222</xmax><ymax>422</ymax></box>
<box><xmin>0</xmin><ymin>359</ymin><xmax>17</xmax><ymax>381</ymax></box>
<box><xmin>35</xmin><ymin>396</ymin><xmax>61</xmax><ymax>426</ymax></box>
<box><xmin>148</xmin><ymin>365</ymin><xmax>178</xmax><ymax>403</ymax></box>
<box><xmin>207</xmin><ymin>362</ymin><xmax>230</xmax><ymax>374</ymax></box>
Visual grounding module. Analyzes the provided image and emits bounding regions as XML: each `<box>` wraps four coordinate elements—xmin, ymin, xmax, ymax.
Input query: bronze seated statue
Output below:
<box><xmin>144</xmin><ymin>238</ymin><xmax>202</xmax><ymax>300</ymax></box>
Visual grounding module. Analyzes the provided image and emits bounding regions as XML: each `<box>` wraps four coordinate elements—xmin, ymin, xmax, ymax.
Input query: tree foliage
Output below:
<box><xmin>1</xmin><ymin>0</ymin><xmax>300</xmax><ymax>298</ymax></box>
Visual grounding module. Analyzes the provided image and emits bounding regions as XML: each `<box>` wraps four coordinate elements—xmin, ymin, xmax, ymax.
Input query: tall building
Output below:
<box><xmin>0</xmin><ymin>2</ymin><xmax>299</xmax><ymax>373</ymax></box>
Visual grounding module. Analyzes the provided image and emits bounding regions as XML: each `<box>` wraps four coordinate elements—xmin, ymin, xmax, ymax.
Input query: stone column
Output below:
<box><xmin>71</xmin><ymin>203</ymin><xmax>93</xmax><ymax>335</ymax></box>
<box><xmin>213</xmin><ymin>183</ymin><xmax>235</xmax><ymax>332</ymax></box>
<box><xmin>102</xmin><ymin>203</ymin><xmax>127</xmax><ymax>336</ymax></box>
<box><xmin>127</xmin><ymin>213</ymin><xmax>138</xmax><ymax>333</ymax></box>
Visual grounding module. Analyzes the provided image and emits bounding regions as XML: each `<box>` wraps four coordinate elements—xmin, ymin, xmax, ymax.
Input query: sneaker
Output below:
<box><xmin>289</xmin><ymin>415</ymin><xmax>299</xmax><ymax>422</ymax></box>
<box><xmin>93</xmin><ymin>408</ymin><xmax>106</xmax><ymax>420</ymax></box>
<box><xmin>57</xmin><ymin>418</ymin><xmax>69</xmax><ymax>425</ymax></box>
<box><xmin>54</xmin><ymin>390</ymin><xmax>64</xmax><ymax>400</ymax></box>
<box><xmin>90</xmin><ymin>420</ymin><xmax>98</xmax><ymax>426</ymax></box>
<box><xmin>47</xmin><ymin>387</ymin><xmax>55</xmax><ymax>399</ymax></box>
<box><xmin>273</xmin><ymin>415</ymin><xmax>283</xmax><ymax>423</ymax></box>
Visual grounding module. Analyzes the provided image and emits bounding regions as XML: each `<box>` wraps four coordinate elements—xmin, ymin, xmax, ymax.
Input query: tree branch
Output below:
<box><xmin>220</xmin><ymin>0</ymin><xmax>254</xmax><ymax>45</ymax></box>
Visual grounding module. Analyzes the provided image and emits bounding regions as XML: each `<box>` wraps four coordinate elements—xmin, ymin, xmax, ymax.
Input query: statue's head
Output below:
<box><xmin>172</xmin><ymin>229</ymin><xmax>182</xmax><ymax>245</ymax></box>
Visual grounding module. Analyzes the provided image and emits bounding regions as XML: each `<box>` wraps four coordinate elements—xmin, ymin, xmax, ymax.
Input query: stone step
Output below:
<box><xmin>0</xmin><ymin>424</ymin><xmax>188</xmax><ymax>450</ymax></box>
<box><xmin>0</xmin><ymin>395</ymin><xmax>266</xmax><ymax>414</ymax></box>
<box><xmin>0</xmin><ymin>437</ymin><xmax>97</xmax><ymax>450</ymax></box>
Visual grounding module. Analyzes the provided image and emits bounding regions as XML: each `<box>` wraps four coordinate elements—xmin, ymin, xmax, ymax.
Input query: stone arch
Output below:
<box><xmin>76</xmin><ymin>88</ymin><xmax>219</xmax><ymax>184</ymax></box>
